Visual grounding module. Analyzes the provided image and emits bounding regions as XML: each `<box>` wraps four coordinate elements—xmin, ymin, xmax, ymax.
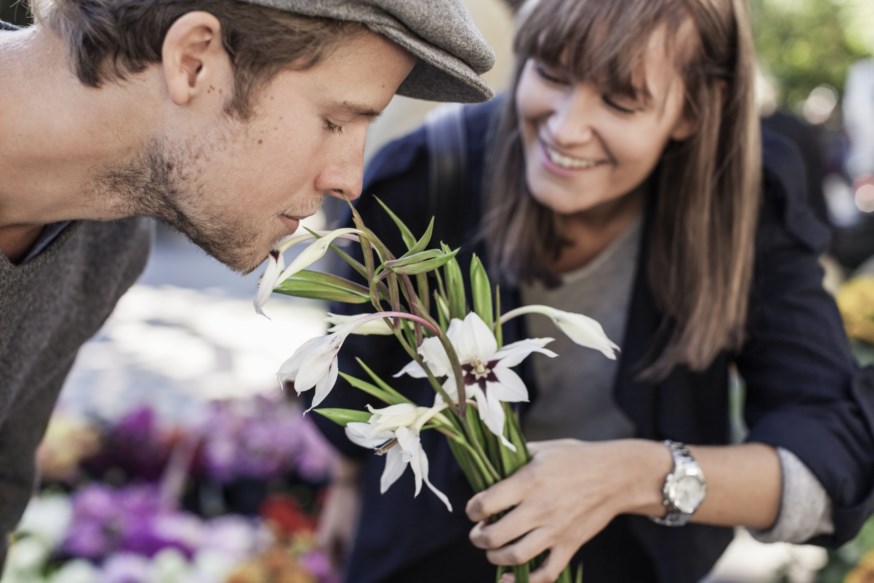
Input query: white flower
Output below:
<box><xmin>254</xmin><ymin>249</ymin><xmax>285</xmax><ymax>317</ymax></box>
<box><xmin>395</xmin><ymin>312</ymin><xmax>556</xmax><ymax>450</ymax></box>
<box><xmin>4</xmin><ymin>536</ymin><xmax>50</xmax><ymax>574</ymax></box>
<box><xmin>149</xmin><ymin>548</ymin><xmax>192</xmax><ymax>583</ymax></box>
<box><xmin>16</xmin><ymin>493</ymin><xmax>73</xmax><ymax>548</ymax></box>
<box><xmin>277</xmin><ymin>228</ymin><xmax>361</xmax><ymax>283</ymax></box>
<box><xmin>49</xmin><ymin>559</ymin><xmax>101</xmax><ymax>583</ymax></box>
<box><xmin>254</xmin><ymin>228</ymin><xmax>361</xmax><ymax>317</ymax></box>
<box><xmin>326</xmin><ymin>313</ymin><xmax>393</xmax><ymax>335</ymax></box>
<box><xmin>277</xmin><ymin>313</ymin><xmax>375</xmax><ymax>409</ymax></box>
<box><xmin>345</xmin><ymin>403</ymin><xmax>451</xmax><ymax>510</ymax></box>
<box><xmin>501</xmin><ymin>305</ymin><xmax>620</xmax><ymax>359</ymax></box>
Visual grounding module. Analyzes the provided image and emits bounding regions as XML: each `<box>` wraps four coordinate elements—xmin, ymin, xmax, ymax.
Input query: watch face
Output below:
<box><xmin>667</xmin><ymin>475</ymin><xmax>706</xmax><ymax>514</ymax></box>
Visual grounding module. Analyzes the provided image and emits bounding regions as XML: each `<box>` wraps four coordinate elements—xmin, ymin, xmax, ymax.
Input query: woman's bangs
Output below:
<box><xmin>516</xmin><ymin>0</ymin><xmax>682</xmax><ymax>103</ymax></box>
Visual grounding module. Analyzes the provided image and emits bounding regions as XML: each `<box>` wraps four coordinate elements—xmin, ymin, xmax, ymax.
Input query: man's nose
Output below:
<box><xmin>316</xmin><ymin>139</ymin><xmax>365</xmax><ymax>202</ymax></box>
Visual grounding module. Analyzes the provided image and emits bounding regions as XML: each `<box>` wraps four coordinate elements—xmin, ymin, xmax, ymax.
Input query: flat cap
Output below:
<box><xmin>239</xmin><ymin>0</ymin><xmax>495</xmax><ymax>102</ymax></box>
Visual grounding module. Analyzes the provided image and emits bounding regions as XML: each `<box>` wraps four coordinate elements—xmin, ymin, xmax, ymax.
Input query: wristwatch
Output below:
<box><xmin>651</xmin><ymin>440</ymin><xmax>707</xmax><ymax>527</ymax></box>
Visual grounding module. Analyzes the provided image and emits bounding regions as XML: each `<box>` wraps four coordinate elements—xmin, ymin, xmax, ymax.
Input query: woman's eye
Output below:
<box><xmin>602</xmin><ymin>95</ymin><xmax>638</xmax><ymax>114</ymax></box>
<box><xmin>324</xmin><ymin>120</ymin><xmax>344</xmax><ymax>134</ymax></box>
<box><xmin>534</xmin><ymin>63</ymin><xmax>568</xmax><ymax>85</ymax></box>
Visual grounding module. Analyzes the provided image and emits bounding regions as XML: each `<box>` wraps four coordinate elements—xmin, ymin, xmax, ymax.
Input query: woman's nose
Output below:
<box><xmin>547</xmin><ymin>85</ymin><xmax>599</xmax><ymax>145</ymax></box>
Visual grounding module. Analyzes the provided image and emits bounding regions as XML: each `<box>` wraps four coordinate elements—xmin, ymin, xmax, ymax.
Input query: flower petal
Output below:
<box><xmin>396</xmin><ymin>427</ymin><xmax>423</xmax><ymax>496</ymax></box>
<box><xmin>254</xmin><ymin>250</ymin><xmax>284</xmax><ymax>318</ymax></box>
<box><xmin>418</xmin><ymin>447</ymin><xmax>453</xmax><ymax>511</ymax></box>
<box><xmin>417</xmin><ymin>336</ymin><xmax>452</xmax><ymax>377</ymax></box>
<box><xmin>326</xmin><ymin>313</ymin><xmax>393</xmax><ymax>335</ymax></box>
<box><xmin>495</xmin><ymin>338</ymin><xmax>557</xmax><ymax>368</ymax></box>
<box><xmin>554</xmin><ymin>311</ymin><xmax>620</xmax><ymax>359</ymax></box>
<box><xmin>276</xmin><ymin>336</ymin><xmax>329</xmax><ymax>386</ymax></box>
<box><xmin>345</xmin><ymin>423</ymin><xmax>391</xmax><ymax>449</ymax></box>
<box><xmin>380</xmin><ymin>446</ymin><xmax>408</xmax><ymax>494</ymax></box>
<box><xmin>293</xmin><ymin>346</ymin><xmax>336</xmax><ymax>394</ymax></box>
<box><xmin>308</xmin><ymin>357</ymin><xmax>339</xmax><ymax>410</ymax></box>
<box><xmin>394</xmin><ymin>360</ymin><xmax>429</xmax><ymax>379</ymax></box>
<box><xmin>487</xmin><ymin>368</ymin><xmax>529</xmax><ymax>403</ymax></box>
<box><xmin>279</xmin><ymin>228</ymin><xmax>360</xmax><ymax>283</ymax></box>
<box><xmin>475</xmin><ymin>388</ymin><xmax>516</xmax><ymax>452</ymax></box>
<box><xmin>455</xmin><ymin>313</ymin><xmax>497</xmax><ymax>362</ymax></box>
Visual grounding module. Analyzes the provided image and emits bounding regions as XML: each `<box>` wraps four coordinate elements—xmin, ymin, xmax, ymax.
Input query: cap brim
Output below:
<box><xmin>367</xmin><ymin>24</ymin><xmax>494</xmax><ymax>103</ymax></box>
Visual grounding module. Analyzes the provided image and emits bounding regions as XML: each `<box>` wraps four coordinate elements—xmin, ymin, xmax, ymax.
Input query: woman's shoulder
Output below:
<box><xmin>759</xmin><ymin>128</ymin><xmax>831</xmax><ymax>253</ymax></box>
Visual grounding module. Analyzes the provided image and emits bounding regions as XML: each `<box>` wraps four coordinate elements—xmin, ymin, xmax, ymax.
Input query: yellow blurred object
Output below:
<box><xmin>225</xmin><ymin>546</ymin><xmax>317</xmax><ymax>583</ymax></box>
<box><xmin>35</xmin><ymin>412</ymin><xmax>101</xmax><ymax>482</ymax></box>
<box><xmin>845</xmin><ymin>551</ymin><xmax>874</xmax><ymax>583</ymax></box>
<box><xmin>836</xmin><ymin>276</ymin><xmax>874</xmax><ymax>345</ymax></box>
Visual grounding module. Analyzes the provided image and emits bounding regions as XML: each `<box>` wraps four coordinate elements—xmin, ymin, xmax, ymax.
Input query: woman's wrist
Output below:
<box><xmin>331</xmin><ymin>473</ymin><xmax>361</xmax><ymax>488</ymax></box>
<box><xmin>330</xmin><ymin>457</ymin><xmax>362</xmax><ymax>488</ymax></box>
<box><xmin>617</xmin><ymin>439</ymin><xmax>674</xmax><ymax>516</ymax></box>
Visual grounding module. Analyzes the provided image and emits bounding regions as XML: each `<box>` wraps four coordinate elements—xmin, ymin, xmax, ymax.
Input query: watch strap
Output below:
<box><xmin>651</xmin><ymin>440</ymin><xmax>706</xmax><ymax>527</ymax></box>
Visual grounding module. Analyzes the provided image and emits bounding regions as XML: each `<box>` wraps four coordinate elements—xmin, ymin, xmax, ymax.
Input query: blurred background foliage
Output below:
<box><xmin>750</xmin><ymin>0</ymin><xmax>873</xmax><ymax>109</ymax></box>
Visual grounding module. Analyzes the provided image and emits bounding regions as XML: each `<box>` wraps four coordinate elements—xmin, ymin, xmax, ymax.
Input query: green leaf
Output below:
<box><xmin>384</xmin><ymin>249</ymin><xmax>445</xmax><ymax>269</ymax></box>
<box><xmin>494</xmin><ymin>285</ymin><xmax>503</xmax><ymax>349</ymax></box>
<box><xmin>274</xmin><ymin>270</ymin><xmax>370</xmax><ymax>304</ymax></box>
<box><xmin>374</xmin><ymin>196</ymin><xmax>417</xmax><ymax>250</ymax></box>
<box><xmin>314</xmin><ymin>408</ymin><xmax>371</xmax><ymax>426</ymax></box>
<box><xmin>434</xmin><ymin>293</ymin><xmax>450</xmax><ymax>330</ymax></box>
<box><xmin>408</xmin><ymin>217</ymin><xmax>436</xmax><ymax>254</ymax></box>
<box><xmin>354</xmin><ymin>358</ymin><xmax>410</xmax><ymax>403</ymax></box>
<box><xmin>389</xmin><ymin>248</ymin><xmax>461</xmax><ymax>275</ymax></box>
<box><xmin>470</xmin><ymin>254</ymin><xmax>494</xmax><ymax>329</ymax></box>
<box><xmin>339</xmin><ymin>371</ymin><xmax>406</xmax><ymax>405</ymax></box>
<box><xmin>442</xmin><ymin>244</ymin><xmax>467</xmax><ymax>319</ymax></box>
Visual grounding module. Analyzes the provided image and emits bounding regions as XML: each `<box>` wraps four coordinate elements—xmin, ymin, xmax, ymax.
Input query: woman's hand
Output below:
<box><xmin>465</xmin><ymin>439</ymin><xmax>669</xmax><ymax>583</ymax></box>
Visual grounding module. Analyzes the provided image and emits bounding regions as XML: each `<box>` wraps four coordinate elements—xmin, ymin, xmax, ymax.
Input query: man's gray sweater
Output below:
<box><xmin>0</xmin><ymin>218</ymin><xmax>151</xmax><ymax>565</ymax></box>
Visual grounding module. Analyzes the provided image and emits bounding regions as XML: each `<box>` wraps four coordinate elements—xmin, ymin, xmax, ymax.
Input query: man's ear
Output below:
<box><xmin>161</xmin><ymin>11</ymin><xmax>229</xmax><ymax>106</ymax></box>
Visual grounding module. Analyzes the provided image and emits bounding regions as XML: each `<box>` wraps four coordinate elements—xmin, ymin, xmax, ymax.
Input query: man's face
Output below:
<box><xmin>139</xmin><ymin>30</ymin><xmax>414</xmax><ymax>273</ymax></box>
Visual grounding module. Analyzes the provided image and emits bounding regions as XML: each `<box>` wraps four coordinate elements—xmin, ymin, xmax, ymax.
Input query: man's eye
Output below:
<box><xmin>534</xmin><ymin>63</ymin><xmax>568</xmax><ymax>85</ymax></box>
<box><xmin>324</xmin><ymin>120</ymin><xmax>344</xmax><ymax>134</ymax></box>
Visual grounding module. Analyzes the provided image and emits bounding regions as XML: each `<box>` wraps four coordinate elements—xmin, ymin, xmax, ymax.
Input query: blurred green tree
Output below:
<box><xmin>751</xmin><ymin>0</ymin><xmax>872</xmax><ymax>109</ymax></box>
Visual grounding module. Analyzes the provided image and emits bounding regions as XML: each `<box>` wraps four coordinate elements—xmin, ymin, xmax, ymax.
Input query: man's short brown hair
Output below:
<box><xmin>32</xmin><ymin>0</ymin><xmax>365</xmax><ymax>118</ymax></box>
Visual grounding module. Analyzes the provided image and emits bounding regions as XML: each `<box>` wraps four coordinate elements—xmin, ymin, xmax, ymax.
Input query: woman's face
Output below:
<box><xmin>516</xmin><ymin>29</ymin><xmax>695</xmax><ymax>217</ymax></box>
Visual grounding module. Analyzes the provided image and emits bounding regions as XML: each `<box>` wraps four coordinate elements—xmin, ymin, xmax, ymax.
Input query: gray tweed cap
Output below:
<box><xmin>239</xmin><ymin>0</ymin><xmax>495</xmax><ymax>102</ymax></box>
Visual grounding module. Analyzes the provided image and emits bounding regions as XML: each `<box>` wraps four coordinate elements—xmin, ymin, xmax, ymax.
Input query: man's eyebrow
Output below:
<box><xmin>332</xmin><ymin>101</ymin><xmax>383</xmax><ymax>120</ymax></box>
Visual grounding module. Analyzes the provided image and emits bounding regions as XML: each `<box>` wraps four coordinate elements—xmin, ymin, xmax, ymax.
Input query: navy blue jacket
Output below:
<box><xmin>314</xmin><ymin>98</ymin><xmax>874</xmax><ymax>583</ymax></box>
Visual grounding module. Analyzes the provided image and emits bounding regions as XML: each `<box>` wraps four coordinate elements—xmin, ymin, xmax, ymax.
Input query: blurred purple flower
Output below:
<box><xmin>301</xmin><ymin>549</ymin><xmax>338</xmax><ymax>583</ymax></box>
<box><xmin>101</xmin><ymin>552</ymin><xmax>149</xmax><ymax>583</ymax></box>
<box><xmin>195</xmin><ymin>396</ymin><xmax>334</xmax><ymax>484</ymax></box>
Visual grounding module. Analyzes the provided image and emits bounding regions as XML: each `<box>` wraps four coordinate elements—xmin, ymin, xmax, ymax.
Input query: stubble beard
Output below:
<box><xmin>97</xmin><ymin>139</ymin><xmax>267</xmax><ymax>274</ymax></box>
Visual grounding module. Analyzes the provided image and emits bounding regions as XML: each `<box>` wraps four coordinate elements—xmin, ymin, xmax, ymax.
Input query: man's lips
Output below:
<box><xmin>279</xmin><ymin>214</ymin><xmax>301</xmax><ymax>232</ymax></box>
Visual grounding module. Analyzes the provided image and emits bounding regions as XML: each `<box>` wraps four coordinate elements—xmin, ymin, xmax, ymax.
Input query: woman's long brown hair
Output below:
<box><xmin>484</xmin><ymin>0</ymin><xmax>761</xmax><ymax>379</ymax></box>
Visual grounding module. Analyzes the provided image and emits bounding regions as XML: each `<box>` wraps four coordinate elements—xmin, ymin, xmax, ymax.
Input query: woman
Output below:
<box><xmin>313</xmin><ymin>0</ymin><xmax>874</xmax><ymax>581</ymax></box>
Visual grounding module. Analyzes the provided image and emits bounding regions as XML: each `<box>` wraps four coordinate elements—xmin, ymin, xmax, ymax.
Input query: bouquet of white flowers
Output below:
<box><xmin>255</xmin><ymin>200</ymin><xmax>618</xmax><ymax>583</ymax></box>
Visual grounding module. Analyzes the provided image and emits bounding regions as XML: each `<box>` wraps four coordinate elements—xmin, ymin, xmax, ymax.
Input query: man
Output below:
<box><xmin>0</xmin><ymin>0</ymin><xmax>494</xmax><ymax>566</ymax></box>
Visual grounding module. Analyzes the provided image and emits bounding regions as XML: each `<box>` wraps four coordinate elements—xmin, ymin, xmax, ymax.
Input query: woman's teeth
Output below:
<box><xmin>546</xmin><ymin>145</ymin><xmax>602</xmax><ymax>169</ymax></box>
